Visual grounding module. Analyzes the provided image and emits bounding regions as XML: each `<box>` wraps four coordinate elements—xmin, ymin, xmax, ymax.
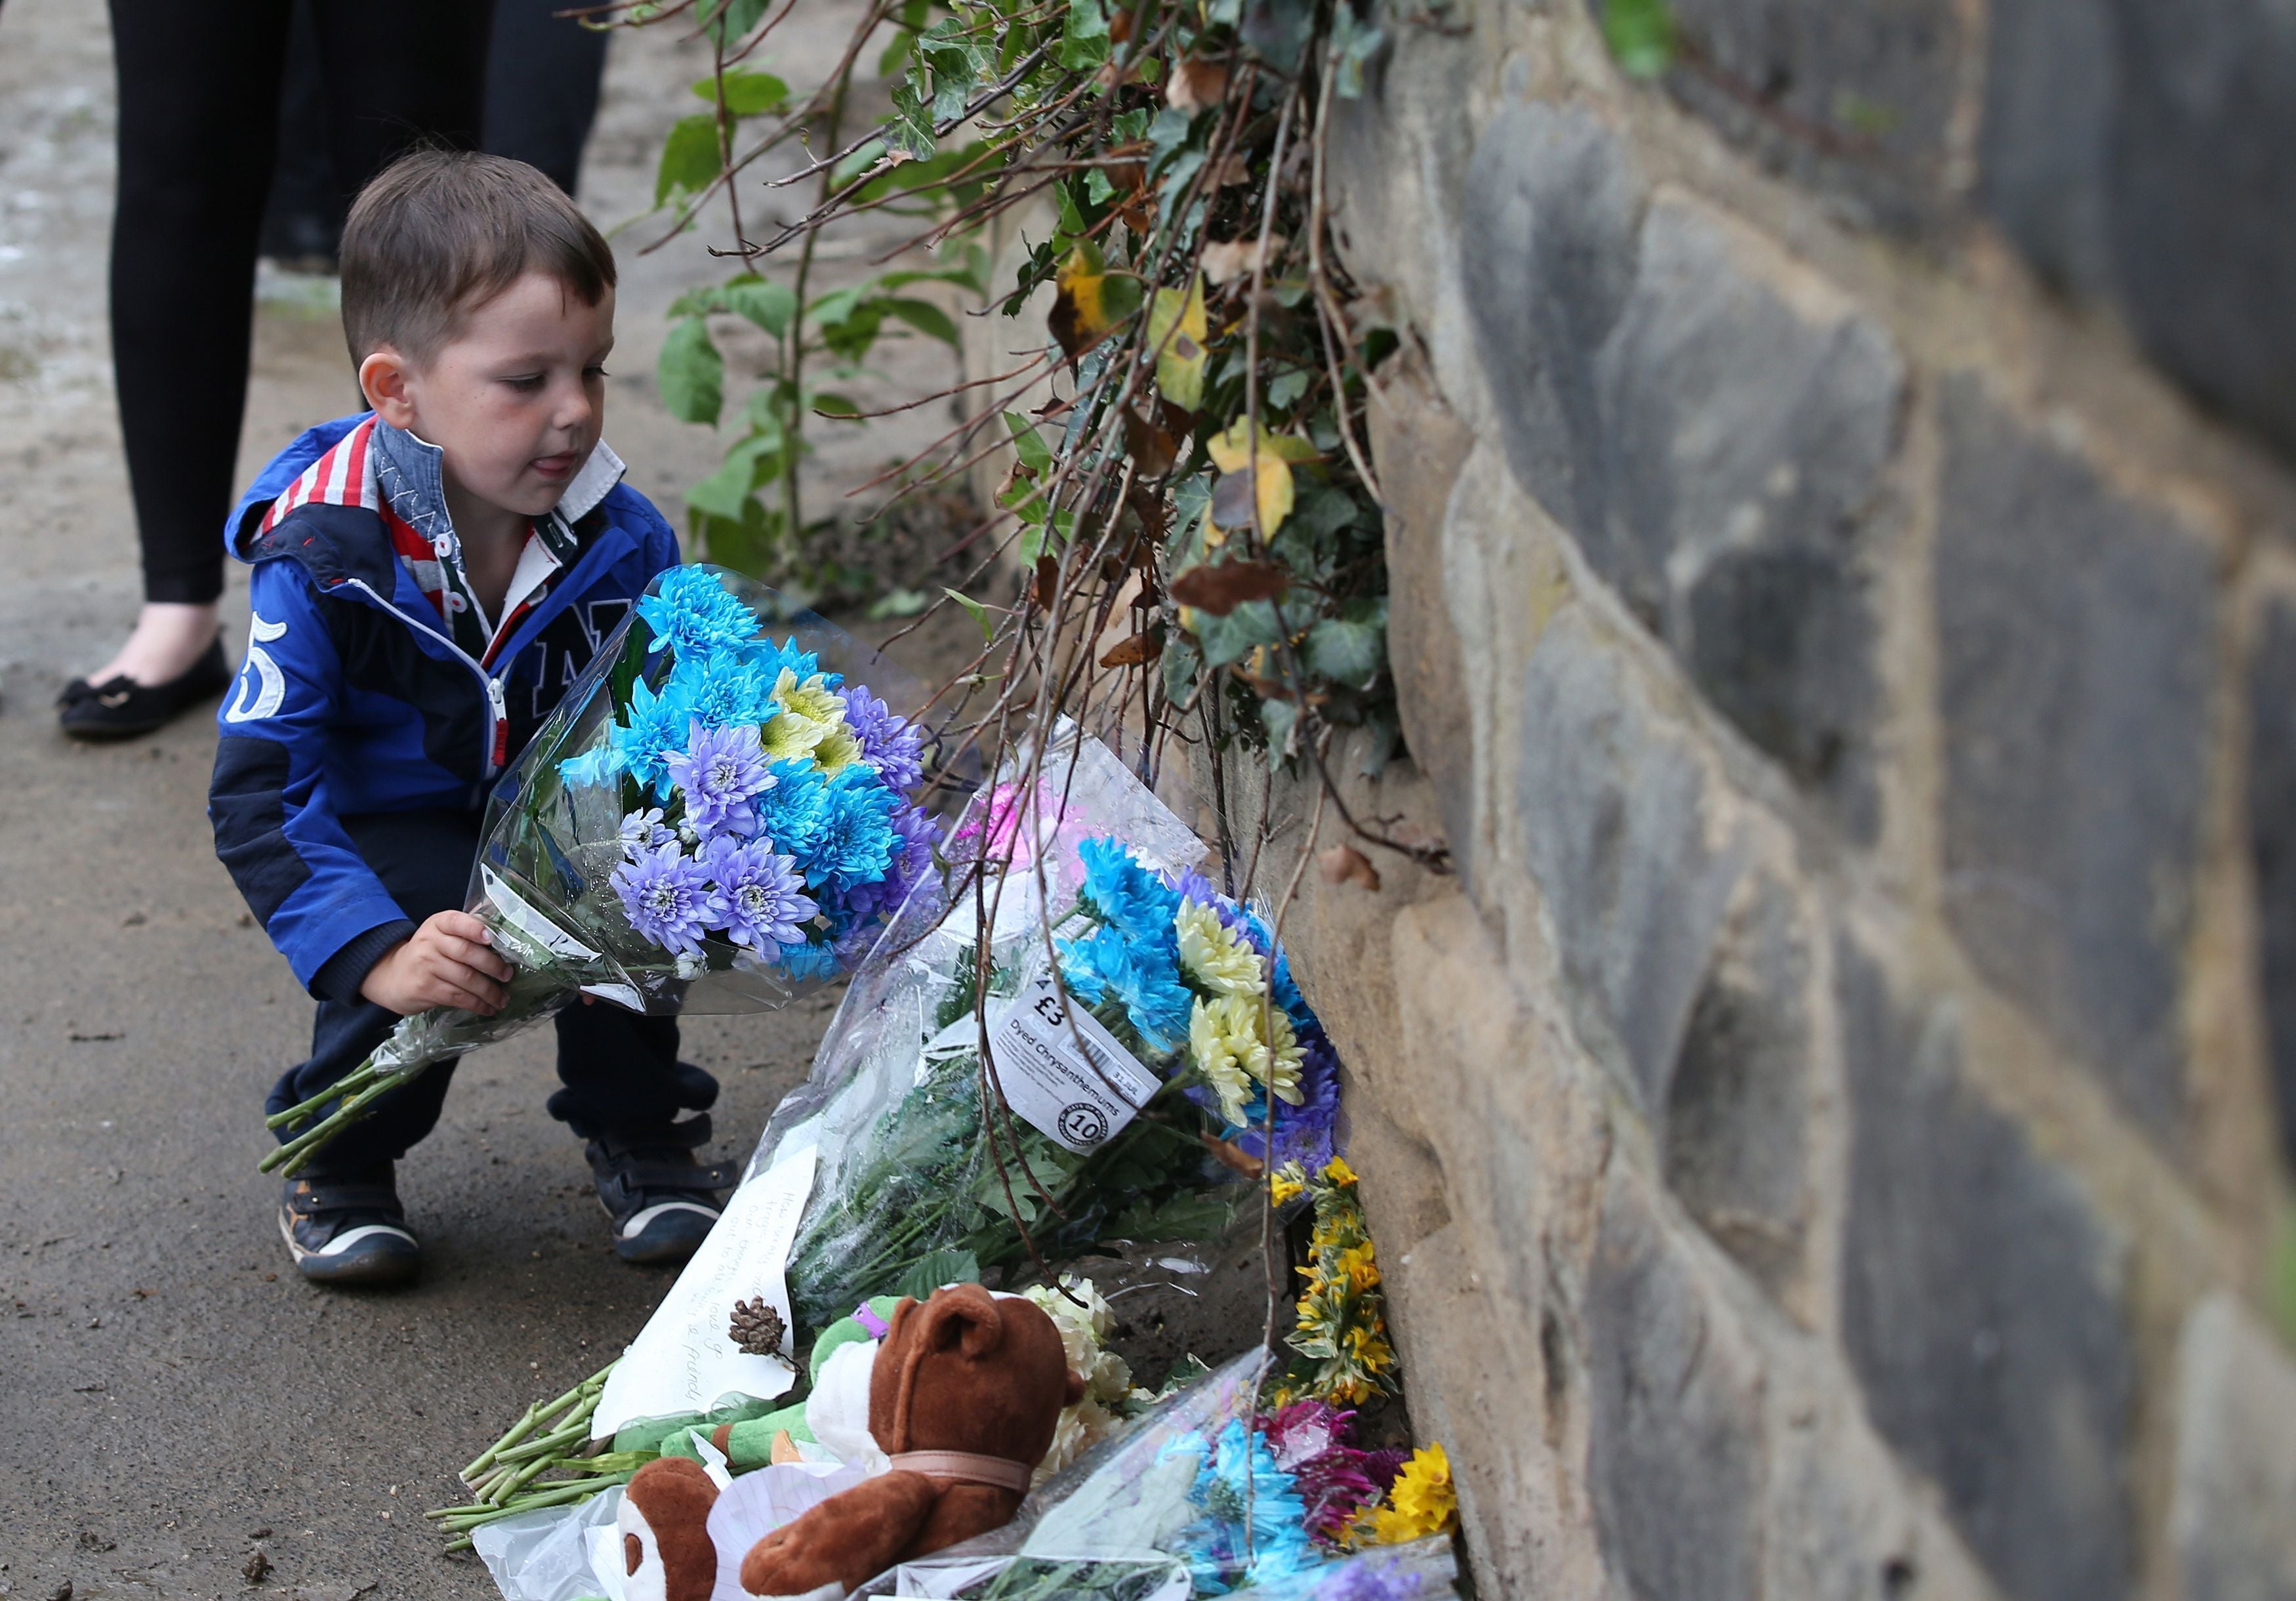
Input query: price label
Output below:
<box><xmin>987</xmin><ymin>974</ymin><xmax>1161</xmax><ymax>1154</ymax></box>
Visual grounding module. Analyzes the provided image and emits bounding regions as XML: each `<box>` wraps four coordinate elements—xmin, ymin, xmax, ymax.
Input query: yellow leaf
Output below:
<box><xmin>1050</xmin><ymin>247</ymin><xmax>1138</xmax><ymax>357</ymax></box>
<box><xmin>1147</xmin><ymin>275</ymin><xmax>1208</xmax><ymax>411</ymax></box>
<box><xmin>1204</xmin><ymin>419</ymin><xmax>1300</xmax><ymax>541</ymax></box>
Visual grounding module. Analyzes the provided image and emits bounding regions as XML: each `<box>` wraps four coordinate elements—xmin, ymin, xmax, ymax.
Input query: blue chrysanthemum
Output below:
<box><xmin>559</xmin><ymin>742</ymin><xmax>627</xmax><ymax>789</ymax></box>
<box><xmin>636</xmin><ymin>568</ymin><xmax>759</xmax><ymax>659</ymax></box>
<box><xmin>1059</xmin><ymin>925</ymin><xmax>1193</xmax><ymax>1054</ymax></box>
<box><xmin>668</xmin><ymin>650</ymin><xmax>778</xmax><ymax>731</ymax></box>
<box><xmin>700</xmin><ymin>835</ymin><xmax>816</xmax><ymax>949</ymax></box>
<box><xmin>739</xmin><ymin>634</ymin><xmax>838</xmax><ymax>690</ymax></box>
<box><xmin>841</xmin><ymin>687</ymin><xmax>927</xmax><ymax>793</ymax></box>
<box><xmin>1078</xmin><ymin>837</ymin><xmax>1182</xmax><ymax>947</ymax></box>
<box><xmin>800</xmin><ymin>765</ymin><xmax>899</xmax><ymax>892</ymax></box>
<box><xmin>1157</xmin><ymin>1420</ymin><xmax>1320</xmax><ymax>1594</ymax></box>
<box><xmin>844</xmin><ymin>801</ymin><xmax>939</xmax><ymax>923</ymax></box>
<box><xmin>613</xmin><ymin>676</ymin><xmax>700</xmax><ymax>799</ymax></box>
<box><xmin>753</xmin><ymin>758</ymin><xmax>829</xmax><ymax>858</ymax></box>
<box><xmin>610</xmin><ymin>839</ymin><xmax>723</xmax><ymax>957</ymax></box>
<box><xmin>773</xmin><ymin>936</ymin><xmax>842</xmax><ymax>983</ymax></box>
<box><xmin>663</xmin><ymin>719</ymin><xmax>774</xmax><ymax>841</ymax></box>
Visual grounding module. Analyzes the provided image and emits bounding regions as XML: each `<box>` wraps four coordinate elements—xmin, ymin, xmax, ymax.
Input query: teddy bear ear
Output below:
<box><xmin>916</xmin><ymin>1282</ymin><xmax>1006</xmax><ymax>1360</ymax></box>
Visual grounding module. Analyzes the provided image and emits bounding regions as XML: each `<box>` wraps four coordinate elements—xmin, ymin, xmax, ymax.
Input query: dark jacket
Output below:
<box><xmin>208</xmin><ymin>412</ymin><xmax>679</xmax><ymax>1001</ymax></box>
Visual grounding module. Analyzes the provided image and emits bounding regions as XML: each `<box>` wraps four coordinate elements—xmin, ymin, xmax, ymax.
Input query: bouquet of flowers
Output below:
<box><xmin>753</xmin><ymin>724</ymin><xmax>1345</xmax><ymax>1331</ymax></box>
<box><xmin>853</xmin><ymin>1349</ymin><xmax>1463</xmax><ymax>1601</ymax></box>
<box><xmin>261</xmin><ymin>566</ymin><xmax>940</xmax><ymax>1176</ymax></box>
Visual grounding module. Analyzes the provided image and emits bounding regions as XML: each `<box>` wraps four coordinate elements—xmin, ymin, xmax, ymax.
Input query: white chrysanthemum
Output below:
<box><xmin>1176</xmin><ymin>899</ymin><xmax>1265</xmax><ymax>996</ymax></box>
<box><xmin>1197</xmin><ymin>993</ymin><xmax>1305</xmax><ymax>1112</ymax></box>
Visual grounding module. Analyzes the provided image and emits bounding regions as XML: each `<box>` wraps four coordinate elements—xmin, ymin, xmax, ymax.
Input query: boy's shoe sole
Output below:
<box><xmin>611</xmin><ymin>1197</ymin><xmax>723</xmax><ymax>1264</ymax></box>
<box><xmin>586</xmin><ymin>1117</ymin><xmax>733</xmax><ymax>1265</ymax></box>
<box><xmin>279</xmin><ymin>1173</ymin><xmax>420</xmax><ymax>1287</ymax></box>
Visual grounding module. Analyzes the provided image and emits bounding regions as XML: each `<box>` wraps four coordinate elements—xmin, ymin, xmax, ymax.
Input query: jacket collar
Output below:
<box><xmin>369</xmin><ymin>420</ymin><xmax>625</xmax><ymax>565</ymax></box>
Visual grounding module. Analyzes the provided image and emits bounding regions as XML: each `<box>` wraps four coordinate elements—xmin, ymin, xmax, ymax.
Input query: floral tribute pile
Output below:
<box><xmin>449</xmin><ymin>731</ymin><xmax>1469</xmax><ymax>1601</ymax></box>
<box><xmin>262</xmin><ymin>566</ymin><xmax>936</xmax><ymax>1176</ymax></box>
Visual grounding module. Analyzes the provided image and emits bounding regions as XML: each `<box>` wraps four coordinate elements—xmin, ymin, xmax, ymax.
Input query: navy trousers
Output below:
<box><xmin>264</xmin><ymin>809</ymin><xmax>717</xmax><ymax>1179</ymax></box>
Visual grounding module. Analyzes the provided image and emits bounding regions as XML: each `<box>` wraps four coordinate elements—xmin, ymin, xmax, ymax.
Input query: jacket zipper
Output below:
<box><xmin>340</xmin><ymin>577</ymin><xmax>509</xmax><ymax>780</ymax></box>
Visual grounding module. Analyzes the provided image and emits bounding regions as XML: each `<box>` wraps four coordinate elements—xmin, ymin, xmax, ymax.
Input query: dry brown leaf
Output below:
<box><xmin>1318</xmin><ymin>844</ymin><xmax>1383</xmax><ymax>892</ymax></box>
<box><xmin>1202</xmin><ymin>1133</ymin><xmax>1266</xmax><ymax>1178</ymax></box>
<box><xmin>1166</xmin><ymin>53</ymin><xmax>1231</xmax><ymax>114</ymax></box>
<box><xmin>1099</xmin><ymin>627</ymin><xmax>1165</xmax><ymax>668</ymax></box>
<box><xmin>1200</xmin><ymin>234</ymin><xmax>1282</xmax><ymax>285</ymax></box>
<box><xmin>1032</xmin><ymin>553</ymin><xmax>1060</xmax><ymax>607</ymax></box>
<box><xmin>1168</xmin><ymin>560</ymin><xmax>1290</xmax><ymax>615</ymax></box>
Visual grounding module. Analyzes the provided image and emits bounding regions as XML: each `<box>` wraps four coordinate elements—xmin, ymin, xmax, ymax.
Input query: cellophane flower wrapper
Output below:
<box><xmin>739</xmin><ymin>719</ymin><xmax>1345</xmax><ymax>1332</ymax></box>
<box><xmin>265</xmin><ymin>566</ymin><xmax>941</xmax><ymax>1175</ymax></box>
<box><xmin>849</xmin><ymin>1352</ymin><xmax>1462</xmax><ymax>1600</ymax></box>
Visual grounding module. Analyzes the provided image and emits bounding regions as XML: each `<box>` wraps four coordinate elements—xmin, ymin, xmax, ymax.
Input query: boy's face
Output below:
<box><xmin>363</xmin><ymin>270</ymin><xmax>616</xmax><ymax>521</ymax></box>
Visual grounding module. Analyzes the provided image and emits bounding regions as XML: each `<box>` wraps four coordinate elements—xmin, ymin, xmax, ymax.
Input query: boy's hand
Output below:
<box><xmin>359</xmin><ymin>911</ymin><xmax>514</xmax><ymax>1016</ymax></box>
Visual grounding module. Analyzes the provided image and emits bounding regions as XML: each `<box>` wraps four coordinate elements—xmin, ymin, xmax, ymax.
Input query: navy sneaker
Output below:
<box><xmin>585</xmin><ymin>1117</ymin><xmax>736</xmax><ymax>1264</ymax></box>
<box><xmin>279</xmin><ymin>1169</ymin><xmax>420</xmax><ymax>1287</ymax></box>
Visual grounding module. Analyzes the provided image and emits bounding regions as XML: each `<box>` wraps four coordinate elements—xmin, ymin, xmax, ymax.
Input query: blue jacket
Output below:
<box><xmin>208</xmin><ymin>413</ymin><xmax>680</xmax><ymax>1002</ymax></box>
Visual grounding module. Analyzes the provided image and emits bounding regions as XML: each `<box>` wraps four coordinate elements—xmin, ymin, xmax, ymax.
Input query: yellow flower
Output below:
<box><xmin>1369</xmin><ymin>1444</ymin><xmax>1456</xmax><ymax>1543</ymax></box>
<box><xmin>761</xmin><ymin>710</ymin><xmax>830</xmax><ymax>762</ymax></box>
<box><xmin>1337</xmin><ymin>1243</ymin><xmax>1380</xmax><ymax>1292</ymax></box>
<box><xmin>811</xmin><ymin>723</ymin><xmax>863</xmax><ymax>774</ymax></box>
<box><xmin>1322</xmin><ymin>1155</ymin><xmax>1359</xmax><ymax>1188</ymax></box>
<box><xmin>1269</xmin><ymin>1166</ymin><xmax>1305</xmax><ymax>1207</ymax></box>
<box><xmin>1176</xmin><ymin>899</ymin><xmax>1265</xmax><ymax>995</ymax></box>
<box><xmin>773</xmin><ymin>668</ymin><xmax>848</xmax><ymax>727</ymax></box>
<box><xmin>1189</xmin><ymin>997</ymin><xmax>1254</xmax><ymax>1126</ymax></box>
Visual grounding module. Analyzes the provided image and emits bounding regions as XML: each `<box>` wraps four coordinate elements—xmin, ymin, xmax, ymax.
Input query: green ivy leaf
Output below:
<box><xmin>721</xmin><ymin>274</ymin><xmax>798</xmax><ymax>337</ymax></box>
<box><xmin>1056</xmin><ymin>0</ymin><xmax>1111</xmax><ymax>70</ymax></box>
<box><xmin>1188</xmin><ymin>598</ymin><xmax>1283</xmax><ymax>669</ymax></box>
<box><xmin>703</xmin><ymin>0</ymin><xmax>771</xmax><ymax>39</ymax></box>
<box><xmin>945</xmin><ymin>587</ymin><xmax>994</xmax><ymax>642</ymax></box>
<box><xmin>656</xmin><ymin>317</ymin><xmax>724</xmax><ymax>426</ymax></box>
<box><xmin>691</xmin><ymin>68</ymin><xmax>789</xmax><ymax>115</ymax></box>
<box><xmin>1304</xmin><ymin>611</ymin><xmax>1386</xmax><ymax>688</ymax></box>
<box><xmin>686</xmin><ymin>432</ymin><xmax>783</xmax><ymax>521</ymax></box>
<box><xmin>655</xmin><ymin>114</ymin><xmax>723</xmax><ymax>207</ymax></box>
<box><xmin>1601</xmin><ymin>0</ymin><xmax>1677</xmax><ymax>79</ymax></box>
<box><xmin>1004</xmin><ymin>412</ymin><xmax>1054</xmax><ymax>476</ymax></box>
<box><xmin>883</xmin><ymin>297</ymin><xmax>961</xmax><ymax>348</ymax></box>
<box><xmin>888</xmin><ymin>79</ymin><xmax>937</xmax><ymax>160</ymax></box>
<box><xmin>1260</xmin><ymin>697</ymin><xmax>1300</xmax><ymax>768</ymax></box>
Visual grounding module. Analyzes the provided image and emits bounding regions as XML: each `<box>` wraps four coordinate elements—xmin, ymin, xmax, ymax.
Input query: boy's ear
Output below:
<box><xmin>358</xmin><ymin>347</ymin><xmax>418</xmax><ymax>426</ymax></box>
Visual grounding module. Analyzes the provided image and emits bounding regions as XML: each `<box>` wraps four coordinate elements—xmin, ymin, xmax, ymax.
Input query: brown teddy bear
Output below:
<box><xmin>619</xmin><ymin>1283</ymin><xmax>1086</xmax><ymax>1601</ymax></box>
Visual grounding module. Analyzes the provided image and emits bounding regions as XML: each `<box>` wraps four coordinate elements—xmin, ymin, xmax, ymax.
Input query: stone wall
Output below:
<box><xmin>1220</xmin><ymin>3</ymin><xmax>2296</xmax><ymax>1597</ymax></box>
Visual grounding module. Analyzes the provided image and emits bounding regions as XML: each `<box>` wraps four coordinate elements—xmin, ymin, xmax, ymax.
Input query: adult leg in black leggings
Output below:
<box><xmin>80</xmin><ymin>1</ymin><xmax>492</xmax><ymax>726</ymax></box>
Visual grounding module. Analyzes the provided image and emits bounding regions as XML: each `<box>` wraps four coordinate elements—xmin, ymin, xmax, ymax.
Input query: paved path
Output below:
<box><xmin>0</xmin><ymin>7</ymin><xmax>972</xmax><ymax>1595</ymax></box>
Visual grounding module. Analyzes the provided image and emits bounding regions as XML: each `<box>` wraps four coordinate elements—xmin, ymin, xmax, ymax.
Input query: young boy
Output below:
<box><xmin>209</xmin><ymin>151</ymin><xmax>733</xmax><ymax>1287</ymax></box>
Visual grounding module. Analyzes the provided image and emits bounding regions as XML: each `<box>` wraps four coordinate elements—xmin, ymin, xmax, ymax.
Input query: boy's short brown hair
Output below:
<box><xmin>340</xmin><ymin>150</ymin><xmax>617</xmax><ymax>367</ymax></box>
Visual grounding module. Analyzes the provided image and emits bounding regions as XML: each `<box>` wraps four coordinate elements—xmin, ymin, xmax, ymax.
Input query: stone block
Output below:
<box><xmin>1665</xmin><ymin>872</ymin><xmax>1813</xmax><ymax>1303</ymax></box>
<box><xmin>1460</xmin><ymin>101</ymin><xmax>1646</xmax><ymax>549</ymax></box>
<box><xmin>1639</xmin><ymin>0</ymin><xmax>1969</xmax><ymax>236</ymax></box>
<box><xmin>1933</xmin><ymin>375</ymin><xmax>2214</xmax><ymax>1142</ymax></box>
<box><xmin>2171</xmin><ymin>1293</ymin><xmax>2296</xmax><ymax>1601</ymax></box>
<box><xmin>1837</xmin><ymin>939</ymin><xmax>2135</xmax><ymax>1601</ymax></box>
<box><xmin>1978</xmin><ymin>0</ymin><xmax>2296</xmax><ymax>461</ymax></box>
<box><xmin>1463</xmin><ymin>139</ymin><xmax>1901</xmax><ymax>833</ymax></box>
<box><xmin>1975</xmin><ymin>0</ymin><xmax>2116</xmax><ymax>296</ymax></box>
<box><xmin>1597</xmin><ymin>194</ymin><xmax>1902</xmax><ymax>833</ymax></box>
<box><xmin>2105</xmin><ymin>0</ymin><xmax>2296</xmax><ymax>463</ymax></box>
<box><xmin>1518</xmin><ymin>606</ymin><xmax>1749</xmax><ymax>1112</ymax></box>
<box><xmin>1587</xmin><ymin>1161</ymin><xmax>1766</xmax><ymax>1601</ymax></box>
<box><xmin>2245</xmin><ymin>596</ymin><xmax>2296</xmax><ymax>1167</ymax></box>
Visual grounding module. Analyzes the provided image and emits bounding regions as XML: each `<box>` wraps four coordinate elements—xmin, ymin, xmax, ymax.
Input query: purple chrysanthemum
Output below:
<box><xmin>841</xmin><ymin>687</ymin><xmax>927</xmax><ymax>792</ymax></box>
<box><xmin>1228</xmin><ymin>1024</ymin><xmax>1341</xmax><ymax>1173</ymax></box>
<box><xmin>610</xmin><ymin>839</ymin><xmax>724</xmax><ymax>957</ymax></box>
<box><xmin>662</xmin><ymin>718</ymin><xmax>774</xmax><ymax>840</ymax></box>
<box><xmin>843</xmin><ymin>802</ymin><xmax>939</xmax><ymax>923</ymax></box>
<box><xmin>701</xmin><ymin>835</ymin><xmax>817</xmax><ymax>949</ymax></box>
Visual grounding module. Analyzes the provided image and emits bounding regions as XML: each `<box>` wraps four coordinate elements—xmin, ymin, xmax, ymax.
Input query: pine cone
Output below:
<box><xmin>728</xmin><ymin>1297</ymin><xmax>787</xmax><ymax>1358</ymax></box>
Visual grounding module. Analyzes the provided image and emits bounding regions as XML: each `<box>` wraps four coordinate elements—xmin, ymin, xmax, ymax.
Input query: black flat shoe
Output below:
<box><xmin>57</xmin><ymin>635</ymin><xmax>232</xmax><ymax>741</ymax></box>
